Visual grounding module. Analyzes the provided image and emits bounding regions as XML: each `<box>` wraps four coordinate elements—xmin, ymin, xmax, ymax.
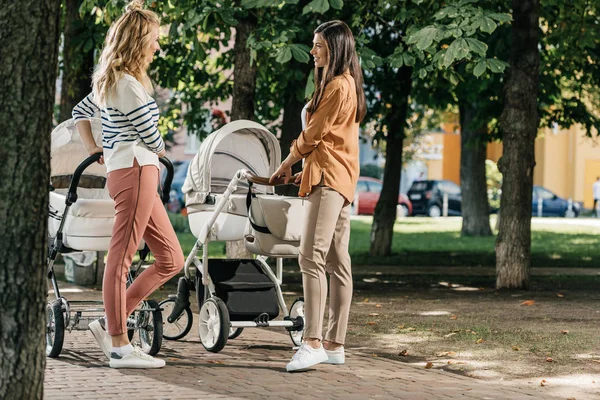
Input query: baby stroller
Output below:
<box><xmin>46</xmin><ymin>117</ymin><xmax>174</xmax><ymax>358</ymax></box>
<box><xmin>159</xmin><ymin>120</ymin><xmax>305</xmax><ymax>352</ymax></box>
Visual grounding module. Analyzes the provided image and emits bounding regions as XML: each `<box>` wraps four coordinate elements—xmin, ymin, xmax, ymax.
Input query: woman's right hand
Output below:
<box><xmin>89</xmin><ymin>146</ymin><xmax>104</xmax><ymax>165</ymax></box>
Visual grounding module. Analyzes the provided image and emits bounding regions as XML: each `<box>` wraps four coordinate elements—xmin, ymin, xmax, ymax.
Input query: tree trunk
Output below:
<box><xmin>59</xmin><ymin>0</ymin><xmax>95</xmax><ymax>123</ymax></box>
<box><xmin>459</xmin><ymin>101</ymin><xmax>492</xmax><ymax>237</ymax></box>
<box><xmin>369</xmin><ymin>66</ymin><xmax>412</xmax><ymax>256</ymax></box>
<box><xmin>495</xmin><ymin>0</ymin><xmax>540</xmax><ymax>289</ymax></box>
<box><xmin>276</xmin><ymin>60</ymin><xmax>311</xmax><ymax>197</ymax></box>
<box><xmin>0</xmin><ymin>1</ymin><xmax>61</xmax><ymax>398</ymax></box>
<box><xmin>228</xmin><ymin>12</ymin><xmax>257</xmax><ymax>259</ymax></box>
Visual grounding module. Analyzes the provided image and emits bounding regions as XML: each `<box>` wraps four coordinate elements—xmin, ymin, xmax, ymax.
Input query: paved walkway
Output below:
<box><xmin>44</xmin><ymin>284</ymin><xmax>564</xmax><ymax>400</ymax></box>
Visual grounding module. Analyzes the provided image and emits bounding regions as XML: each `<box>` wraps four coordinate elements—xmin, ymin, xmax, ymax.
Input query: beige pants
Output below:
<box><xmin>299</xmin><ymin>185</ymin><xmax>352</xmax><ymax>345</ymax></box>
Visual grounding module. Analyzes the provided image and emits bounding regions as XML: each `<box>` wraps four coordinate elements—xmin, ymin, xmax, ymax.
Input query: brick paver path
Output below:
<box><xmin>45</xmin><ymin>284</ymin><xmax>560</xmax><ymax>400</ymax></box>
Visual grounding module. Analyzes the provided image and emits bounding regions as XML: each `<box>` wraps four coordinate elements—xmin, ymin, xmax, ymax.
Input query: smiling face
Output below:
<box><xmin>310</xmin><ymin>33</ymin><xmax>329</xmax><ymax>69</ymax></box>
<box><xmin>143</xmin><ymin>24</ymin><xmax>160</xmax><ymax>65</ymax></box>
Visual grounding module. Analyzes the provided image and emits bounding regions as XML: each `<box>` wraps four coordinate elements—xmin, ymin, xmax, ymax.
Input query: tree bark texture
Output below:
<box><xmin>228</xmin><ymin>12</ymin><xmax>258</xmax><ymax>259</ymax></box>
<box><xmin>276</xmin><ymin>60</ymin><xmax>311</xmax><ymax>197</ymax></box>
<box><xmin>369</xmin><ymin>66</ymin><xmax>412</xmax><ymax>256</ymax></box>
<box><xmin>59</xmin><ymin>0</ymin><xmax>95</xmax><ymax>123</ymax></box>
<box><xmin>0</xmin><ymin>1</ymin><xmax>61</xmax><ymax>398</ymax></box>
<box><xmin>495</xmin><ymin>0</ymin><xmax>540</xmax><ymax>289</ymax></box>
<box><xmin>458</xmin><ymin>101</ymin><xmax>492</xmax><ymax>237</ymax></box>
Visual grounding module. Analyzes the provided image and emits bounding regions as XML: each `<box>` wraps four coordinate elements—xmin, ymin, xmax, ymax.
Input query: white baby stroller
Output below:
<box><xmin>46</xmin><ymin>117</ymin><xmax>173</xmax><ymax>357</ymax></box>
<box><xmin>159</xmin><ymin>120</ymin><xmax>306</xmax><ymax>353</ymax></box>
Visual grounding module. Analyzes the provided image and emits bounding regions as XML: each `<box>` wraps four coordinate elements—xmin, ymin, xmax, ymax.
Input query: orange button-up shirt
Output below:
<box><xmin>290</xmin><ymin>71</ymin><xmax>359</xmax><ymax>203</ymax></box>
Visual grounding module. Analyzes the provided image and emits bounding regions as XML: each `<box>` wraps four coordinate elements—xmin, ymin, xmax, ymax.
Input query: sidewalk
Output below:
<box><xmin>45</xmin><ymin>284</ymin><xmax>559</xmax><ymax>400</ymax></box>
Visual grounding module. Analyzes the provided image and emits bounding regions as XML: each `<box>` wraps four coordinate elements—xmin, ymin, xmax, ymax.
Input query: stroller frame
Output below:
<box><xmin>45</xmin><ymin>153</ymin><xmax>174</xmax><ymax>358</ymax></box>
<box><xmin>160</xmin><ymin>169</ymin><xmax>304</xmax><ymax>352</ymax></box>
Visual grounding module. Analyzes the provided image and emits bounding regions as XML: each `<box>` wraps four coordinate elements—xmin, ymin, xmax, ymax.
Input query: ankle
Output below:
<box><xmin>303</xmin><ymin>338</ymin><xmax>322</xmax><ymax>349</ymax></box>
<box><xmin>111</xmin><ymin>333</ymin><xmax>130</xmax><ymax>348</ymax></box>
<box><xmin>323</xmin><ymin>341</ymin><xmax>343</xmax><ymax>351</ymax></box>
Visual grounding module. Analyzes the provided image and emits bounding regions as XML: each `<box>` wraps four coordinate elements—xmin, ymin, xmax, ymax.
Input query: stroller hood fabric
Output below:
<box><xmin>182</xmin><ymin>120</ymin><xmax>281</xmax><ymax>206</ymax></box>
<box><xmin>51</xmin><ymin>118</ymin><xmax>106</xmax><ymax>179</ymax></box>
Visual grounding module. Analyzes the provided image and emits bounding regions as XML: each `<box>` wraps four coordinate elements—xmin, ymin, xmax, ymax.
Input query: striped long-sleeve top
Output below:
<box><xmin>72</xmin><ymin>74</ymin><xmax>165</xmax><ymax>173</ymax></box>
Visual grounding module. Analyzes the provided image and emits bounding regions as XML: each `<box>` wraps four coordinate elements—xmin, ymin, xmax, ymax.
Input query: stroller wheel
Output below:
<box><xmin>159</xmin><ymin>298</ymin><xmax>193</xmax><ymax>341</ymax></box>
<box><xmin>45</xmin><ymin>300</ymin><xmax>65</xmax><ymax>358</ymax></box>
<box><xmin>288</xmin><ymin>298</ymin><xmax>305</xmax><ymax>347</ymax></box>
<box><xmin>137</xmin><ymin>300</ymin><xmax>163</xmax><ymax>356</ymax></box>
<box><xmin>229</xmin><ymin>327</ymin><xmax>243</xmax><ymax>340</ymax></box>
<box><xmin>198</xmin><ymin>297</ymin><xmax>229</xmax><ymax>353</ymax></box>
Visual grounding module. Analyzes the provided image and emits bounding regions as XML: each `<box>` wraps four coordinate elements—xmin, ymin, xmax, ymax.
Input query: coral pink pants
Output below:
<box><xmin>104</xmin><ymin>161</ymin><xmax>184</xmax><ymax>336</ymax></box>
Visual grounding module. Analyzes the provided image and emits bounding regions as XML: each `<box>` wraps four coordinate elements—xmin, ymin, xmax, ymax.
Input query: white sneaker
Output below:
<box><xmin>109</xmin><ymin>346</ymin><xmax>166</xmax><ymax>369</ymax></box>
<box><xmin>89</xmin><ymin>318</ymin><xmax>111</xmax><ymax>360</ymax></box>
<box><xmin>323</xmin><ymin>347</ymin><xmax>345</xmax><ymax>364</ymax></box>
<box><xmin>286</xmin><ymin>343</ymin><xmax>328</xmax><ymax>372</ymax></box>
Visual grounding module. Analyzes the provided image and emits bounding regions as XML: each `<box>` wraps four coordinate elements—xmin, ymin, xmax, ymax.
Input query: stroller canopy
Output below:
<box><xmin>182</xmin><ymin>120</ymin><xmax>281</xmax><ymax>206</ymax></box>
<box><xmin>51</xmin><ymin>118</ymin><xmax>106</xmax><ymax>182</ymax></box>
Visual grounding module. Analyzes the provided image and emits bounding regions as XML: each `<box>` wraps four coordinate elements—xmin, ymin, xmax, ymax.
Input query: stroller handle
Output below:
<box><xmin>243</xmin><ymin>171</ymin><xmax>293</xmax><ymax>186</ymax></box>
<box><xmin>66</xmin><ymin>153</ymin><xmax>175</xmax><ymax>206</ymax></box>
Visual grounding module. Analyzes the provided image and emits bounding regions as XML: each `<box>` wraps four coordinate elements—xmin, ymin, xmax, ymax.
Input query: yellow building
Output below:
<box><xmin>424</xmin><ymin>125</ymin><xmax>600</xmax><ymax>208</ymax></box>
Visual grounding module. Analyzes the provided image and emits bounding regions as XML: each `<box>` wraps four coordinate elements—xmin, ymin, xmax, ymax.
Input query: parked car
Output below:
<box><xmin>163</xmin><ymin>159</ymin><xmax>190</xmax><ymax>213</ymax></box>
<box><xmin>354</xmin><ymin>176</ymin><xmax>413</xmax><ymax>217</ymax></box>
<box><xmin>407</xmin><ymin>180</ymin><xmax>462</xmax><ymax>217</ymax></box>
<box><xmin>532</xmin><ymin>185</ymin><xmax>580</xmax><ymax>217</ymax></box>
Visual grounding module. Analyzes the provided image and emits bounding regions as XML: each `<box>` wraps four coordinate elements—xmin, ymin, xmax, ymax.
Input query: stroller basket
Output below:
<box><xmin>197</xmin><ymin>259</ymin><xmax>279</xmax><ymax>321</ymax></box>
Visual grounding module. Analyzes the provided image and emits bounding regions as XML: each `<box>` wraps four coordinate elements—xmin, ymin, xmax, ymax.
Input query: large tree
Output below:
<box><xmin>495</xmin><ymin>0</ymin><xmax>540</xmax><ymax>289</ymax></box>
<box><xmin>59</xmin><ymin>0</ymin><xmax>100</xmax><ymax>122</ymax></box>
<box><xmin>0</xmin><ymin>0</ymin><xmax>62</xmax><ymax>398</ymax></box>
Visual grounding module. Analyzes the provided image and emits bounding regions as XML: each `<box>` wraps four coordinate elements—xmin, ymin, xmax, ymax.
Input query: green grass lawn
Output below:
<box><xmin>169</xmin><ymin>213</ymin><xmax>600</xmax><ymax>268</ymax></box>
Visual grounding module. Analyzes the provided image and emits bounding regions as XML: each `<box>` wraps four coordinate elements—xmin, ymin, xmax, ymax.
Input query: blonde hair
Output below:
<box><xmin>92</xmin><ymin>0</ymin><xmax>160</xmax><ymax>105</ymax></box>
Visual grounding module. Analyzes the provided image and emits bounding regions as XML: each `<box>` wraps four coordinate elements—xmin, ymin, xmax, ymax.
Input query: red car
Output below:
<box><xmin>354</xmin><ymin>176</ymin><xmax>413</xmax><ymax>217</ymax></box>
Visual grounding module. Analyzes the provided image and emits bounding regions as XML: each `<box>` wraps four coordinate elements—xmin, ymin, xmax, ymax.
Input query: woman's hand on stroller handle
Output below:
<box><xmin>88</xmin><ymin>146</ymin><xmax>104</xmax><ymax>165</ymax></box>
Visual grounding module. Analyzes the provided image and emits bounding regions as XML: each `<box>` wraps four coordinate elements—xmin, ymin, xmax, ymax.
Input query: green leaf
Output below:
<box><xmin>276</xmin><ymin>46</ymin><xmax>293</xmax><ymax>63</ymax></box>
<box><xmin>465</xmin><ymin>38</ymin><xmax>488</xmax><ymax>56</ymax></box>
<box><xmin>488</xmin><ymin>12</ymin><xmax>512</xmax><ymax>23</ymax></box>
<box><xmin>473</xmin><ymin>60</ymin><xmax>487</xmax><ymax>77</ymax></box>
<box><xmin>403</xmin><ymin>53</ymin><xmax>416</xmax><ymax>67</ymax></box>
<box><xmin>487</xmin><ymin>58</ymin><xmax>507</xmax><ymax>73</ymax></box>
<box><xmin>290</xmin><ymin>44</ymin><xmax>310</xmax><ymax>63</ymax></box>
<box><xmin>480</xmin><ymin>17</ymin><xmax>497</xmax><ymax>34</ymax></box>
<box><xmin>418</xmin><ymin>68</ymin><xmax>427</xmax><ymax>79</ymax></box>
<box><xmin>302</xmin><ymin>0</ymin><xmax>329</xmax><ymax>14</ymax></box>
<box><xmin>305</xmin><ymin>69</ymin><xmax>315</xmax><ymax>99</ymax></box>
<box><xmin>330</xmin><ymin>0</ymin><xmax>343</xmax><ymax>10</ymax></box>
<box><xmin>407</xmin><ymin>26</ymin><xmax>438</xmax><ymax>51</ymax></box>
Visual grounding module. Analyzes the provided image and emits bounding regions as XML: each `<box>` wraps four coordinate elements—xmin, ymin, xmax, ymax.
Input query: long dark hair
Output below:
<box><xmin>307</xmin><ymin>20</ymin><xmax>366</xmax><ymax>123</ymax></box>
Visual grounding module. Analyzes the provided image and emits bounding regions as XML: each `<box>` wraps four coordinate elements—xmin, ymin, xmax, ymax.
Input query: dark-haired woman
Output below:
<box><xmin>270</xmin><ymin>20</ymin><xmax>366</xmax><ymax>372</ymax></box>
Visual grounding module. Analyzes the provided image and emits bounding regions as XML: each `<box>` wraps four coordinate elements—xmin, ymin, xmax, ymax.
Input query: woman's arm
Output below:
<box><xmin>75</xmin><ymin>120</ymin><xmax>104</xmax><ymax>164</ymax></box>
<box><xmin>73</xmin><ymin>93</ymin><xmax>104</xmax><ymax>164</ymax></box>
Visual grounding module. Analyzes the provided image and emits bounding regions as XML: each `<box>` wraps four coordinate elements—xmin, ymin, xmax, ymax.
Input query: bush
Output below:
<box><xmin>360</xmin><ymin>163</ymin><xmax>383</xmax><ymax>179</ymax></box>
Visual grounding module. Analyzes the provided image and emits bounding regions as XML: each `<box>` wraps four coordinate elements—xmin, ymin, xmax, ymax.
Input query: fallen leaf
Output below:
<box><xmin>540</xmin><ymin>379</ymin><xmax>547</xmax><ymax>387</ymax></box>
<box><xmin>369</xmin><ymin>313</ymin><xmax>380</xmax><ymax>317</ymax></box>
<box><xmin>406</xmin><ymin>327</ymin><xmax>416</xmax><ymax>332</ymax></box>
<box><xmin>367</xmin><ymin>321</ymin><xmax>376</xmax><ymax>325</ymax></box>
<box><xmin>561</xmin><ymin>330</ymin><xmax>569</xmax><ymax>335</ymax></box>
<box><xmin>362</xmin><ymin>298</ymin><xmax>369</xmax><ymax>302</ymax></box>
<box><xmin>397</xmin><ymin>324</ymin><xmax>405</xmax><ymax>329</ymax></box>
<box><xmin>450</xmin><ymin>315</ymin><xmax>458</xmax><ymax>320</ymax></box>
<box><xmin>557</xmin><ymin>293</ymin><xmax>565</xmax><ymax>298</ymax></box>
<box><xmin>376</xmin><ymin>304</ymin><xmax>382</xmax><ymax>308</ymax></box>
<box><xmin>425</xmin><ymin>362</ymin><xmax>433</xmax><ymax>369</ymax></box>
<box><xmin>444</xmin><ymin>332</ymin><xmax>457</xmax><ymax>338</ymax></box>
<box><xmin>398</xmin><ymin>349</ymin><xmax>408</xmax><ymax>357</ymax></box>
<box><xmin>436</xmin><ymin>351</ymin><xmax>456</xmax><ymax>357</ymax></box>
<box><xmin>520</xmin><ymin>300</ymin><xmax>536</xmax><ymax>306</ymax></box>
<box><xmin>512</xmin><ymin>346</ymin><xmax>521</xmax><ymax>351</ymax></box>
<box><xmin>546</xmin><ymin>357</ymin><xmax>554</xmax><ymax>363</ymax></box>
<box><xmin>476</xmin><ymin>338</ymin><xmax>484</xmax><ymax>344</ymax></box>
<box><xmin>372</xmin><ymin>353</ymin><xmax>378</xmax><ymax>357</ymax></box>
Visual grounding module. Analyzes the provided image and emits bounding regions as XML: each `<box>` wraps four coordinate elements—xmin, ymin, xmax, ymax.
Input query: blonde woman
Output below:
<box><xmin>72</xmin><ymin>0</ymin><xmax>184</xmax><ymax>369</ymax></box>
<box><xmin>271</xmin><ymin>20</ymin><xmax>366</xmax><ymax>372</ymax></box>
